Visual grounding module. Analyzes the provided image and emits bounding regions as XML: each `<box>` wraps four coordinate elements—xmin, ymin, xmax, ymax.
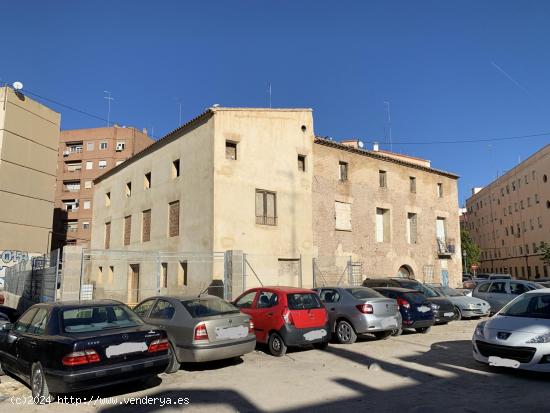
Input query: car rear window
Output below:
<box><xmin>182</xmin><ymin>297</ymin><xmax>239</xmax><ymax>318</ymax></box>
<box><xmin>62</xmin><ymin>305</ymin><xmax>143</xmax><ymax>333</ymax></box>
<box><xmin>346</xmin><ymin>288</ymin><xmax>383</xmax><ymax>299</ymax></box>
<box><xmin>287</xmin><ymin>293</ymin><xmax>323</xmax><ymax>310</ymax></box>
<box><xmin>399</xmin><ymin>281</ymin><xmax>439</xmax><ymax>298</ymax></box>
<box><xmin>404</xmin><ymin>292</ymin><xmax>426</xmax><ymax>304</ymax></box>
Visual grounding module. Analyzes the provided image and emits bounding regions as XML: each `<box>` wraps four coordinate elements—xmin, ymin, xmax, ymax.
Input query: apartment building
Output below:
<box><xmin>313</xmin><ymin>138</ymin><xmax>461</xmax><ymax>287</ymax></box>
<box><xmin>53</xmin><ymin>126</ymin><xmax>153</xmax><ymax>249</ymax></box>
<box><xmin>0</xmin><ymin>86</ymin><xmax>60</xmax><ymax>254</ymax></box>
<box><xmin>465</xmin><ymin>144</ymin><xmax>550</xmax><ymax>279</ymax></box>
<box><xmin>88</xmin><ymin>108</ymin><xmax>460</xmax><ymax>303</ymax></box>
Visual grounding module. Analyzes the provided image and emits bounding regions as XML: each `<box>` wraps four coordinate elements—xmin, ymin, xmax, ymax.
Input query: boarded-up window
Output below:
<box><xmin>169</xmin><ymin>201</ymin><xmax>180</xmax><ymax>237</ymax></box>
<box><xmin>226</xmin><ymin>141</ymin><xmax>237</xmax><ymax>160</ymax></box>
<box><xmin>256</xmin><ymin>189</ymin><xmax>277</xmax><ymax>225</ymax></box>
<box><xmin>104</xmin><ymin>222</ymin><xmax>111</xmax><ymax>249</ymax></box>
<box><xmin>410</xmin><ymin>177</ymin><xmax>416</xmax><ymax>193</ymax></box>
<box><xmin>178</xmin><ymin>261</ymin><xmax>188</xmax><ymax>287</ymax></box>
<box><xmin>437</xmin><ymin>183</ymin><xmax>443</xmax><ymax>198</ymax></box>
<box><xmin>407</xmin><ymin>213</ymin><xmax>417</xmax><ymax>244</ymax></box>
<box><xmin>142</xmin><ymin>209</ymin><xmax>151</xmax><ymax>242</ymax></box>
<box><xmin>124</xmin><ymin>215</ymin><xmax>131</xmax><ymax>245</ymax></box>
<box><xmin>376</xmin><ymin>208</ymin><xmax>390</xmax><ymax>242</ymax></box>
<box><xmin>339</xmin><ymin>161</ymin><xmax>348</xmax><ymax>181</ymax></box>
<box><xmin>379</xmin><ymin>170</ymin><xmax>387</xmax><ymax>188</ymax></box>
<box><xmin>335</xmin><ymin>201</ymin><xmax>352</xmax><ymax>231</ymax></box>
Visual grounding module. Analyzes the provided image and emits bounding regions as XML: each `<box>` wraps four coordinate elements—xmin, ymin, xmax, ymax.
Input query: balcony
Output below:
<box><xmin>256</xmin><ymin>215</ymin><xmax>278</xmax><ymax>226</ymax></box>
<box><xmin>437</xmin><ymin>237</ymin><xmax>456</xmax><ymax>257</ymax></box>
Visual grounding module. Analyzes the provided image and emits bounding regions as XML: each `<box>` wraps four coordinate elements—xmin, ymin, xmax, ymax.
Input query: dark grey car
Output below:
<box><xmin>313</xmin><ymin>287</ymin><xmax>400</xmax><ymax>344</ymax></box>
<box><xmin>472</xmin><ymin>280</ymin><xmax>544</xmax><ymax>314</ymax></box>
<box><xmin>134</xmin><ymin>295</ymin><xmax>256</xmax><ymax>373</ymax></box>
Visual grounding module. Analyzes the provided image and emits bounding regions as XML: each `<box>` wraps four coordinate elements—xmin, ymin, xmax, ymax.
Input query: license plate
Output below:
<box><xmin>444</xmin><ymin>312</ymin><xmax>454</xmax><ymax>317</ymax></box>
<box><xmin>488</xmin><ymin>356</ymin><xmax>520</xmax><ymax>368</ymax></box>
<box><xmin>303</xmin><ymin>329</ymin><xmax>327</xmax><ymax>341</ymax></box>
<box><xmin>215</xmin><ymin>325</ymin><xmax>248</xmax><ymax>340</ymax></box>
<box><xmin>417</xmin><ymin>306</ymin><xmax>431</xmax><ymax>313</ymax></box>
<box><xmin>382</xmin><ymin>318</ymin><xmax>397</xmax><ymax>328</ymax></box>
<box><xmin>106</xmin><ymin>342</ymin><xmax>147</xmax><ymax>358</ymax></box>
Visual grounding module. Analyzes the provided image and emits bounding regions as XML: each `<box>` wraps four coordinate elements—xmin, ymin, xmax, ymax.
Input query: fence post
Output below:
<box><xmin>53</xmin><ymin>248</ymin><xmax>60</xmax><ymax>302</ymax></box>
<box><xmin>348</xmin><ymin>256</ymin><xmax>353</xmax><ymax>286</ymax></box>
<box><xmin>242</xmin><ymin>253</ymin><xmax>247</xmax><ymax>293</ymax></box>
<box><xmin>78</xmin><ymin>249</ymin><xmax>84</xmax><ymax>301</ymax></box>
<box><xmin>312</xmin><ymin>257</ymin><xmax>316</xmax><ymax>288</ymax></box>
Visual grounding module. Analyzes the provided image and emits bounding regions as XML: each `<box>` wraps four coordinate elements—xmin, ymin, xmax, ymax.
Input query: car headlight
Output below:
<box><xmin>526</xmin><ymin>332</ymin><xmax>550</xmax><ymax>344</ymax></box>
<box><xmin>430</xmin><ymin>303</ymin><xmax>440</xmax><ymax>310</ymax></box>
<box><xmin>468</xmin><ymin>303</ymin><xmax>476</xmax><ymax>309</ymax></box>
<box><xmin>474</xmin><ymin>321</ymin><xmax>486</xmax><ymax>338</ymax></box>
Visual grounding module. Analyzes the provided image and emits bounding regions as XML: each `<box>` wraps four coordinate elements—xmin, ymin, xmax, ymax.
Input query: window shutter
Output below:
<box><xmin>266</xmin><ymin>192</ymin><xmax>276</xmax><ymax>218</ymax></box>
<box><xmin>335</xmin><ymin>201</ymin><xmax>351</xmax><ymax>231</ymax></box>
<box><xmin>255</xmin><ymin>192</ymin><xmax>264</xmax><ymax>217</ymax></box>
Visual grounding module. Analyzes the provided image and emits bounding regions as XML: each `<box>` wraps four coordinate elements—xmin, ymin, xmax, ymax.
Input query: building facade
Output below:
<box><xmin>465</xmin><ymin>144</ymin><xmax>550</xmax><ymax>279</ymax></box>
<box><xmin>0</xmin><ymin>86</ymin><xmax>60</xmax><ymax>256</ymax></box>
<box><xmin>53</xmin><ymin>126</ymin><xmax>153</xmax><ymax>249</ymax></box>
<box><xmin>313</xmin><ymin>138</ymin><xmax>461</xmax><ymax>287</ymax></box>
<box><xmin>88</xmin><ymin>108</ymin><xmax>461</xmax><ymax>303</ymax></box>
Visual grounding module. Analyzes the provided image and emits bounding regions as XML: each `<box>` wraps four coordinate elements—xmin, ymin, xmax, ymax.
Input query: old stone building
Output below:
<box><xmin>87</xmin><ymin>108</ymin><xmax>461</xmax><ymax>303</ymax></box>
<box><xmin>465</xmin><ymin>144</ymin><xmax>550</xmax><ymax>278</ymax></box>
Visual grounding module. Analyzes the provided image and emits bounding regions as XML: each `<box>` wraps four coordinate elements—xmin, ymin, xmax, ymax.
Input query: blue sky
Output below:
<box><xmin>3</xmin><ymin>1</ymin><xmax>550</xmax><ymax>205</ymax></box>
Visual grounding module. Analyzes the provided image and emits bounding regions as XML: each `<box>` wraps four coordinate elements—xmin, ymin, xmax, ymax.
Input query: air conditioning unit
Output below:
<box><xmin>116</xmin><ymin>143</ymin><xmax>125</xmax><ymax>151</ymax></box>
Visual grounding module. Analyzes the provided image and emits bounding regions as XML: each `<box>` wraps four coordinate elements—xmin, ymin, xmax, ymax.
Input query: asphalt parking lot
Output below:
<box><xmin>1</xmin><ymin>319</ymin><xmax>549</xmax><ymax>413</ymax></box>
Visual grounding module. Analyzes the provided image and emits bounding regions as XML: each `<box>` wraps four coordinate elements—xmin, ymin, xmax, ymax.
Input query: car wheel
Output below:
<box><xmin>313</xmin><ymin>341</ymin><xmax>329</xmax><ymax>350</ymax></box>
<box><xmin>453</xmin><ymin>307</ymin><xmax>462</xmax><ymax>321</ymax></box>
<box><xmin>415</xmin><ymin>327</ymin><xmax>431</xmax><ymax>334</ymax></box>
<box><xmin>165</xmin><ymin>342</ymin><xmax>181</xmax><ymax>374</ymax></box>
<box><xmin>31</xmin><ymin>362</ymin><xmax>52</xmax><ymax>404</ymax></box>
<box><xmin>374</xmin><ymin>331</ymin><xmax>392</xmax><ymax>340</ymax></box>
<box><xmin>391</xmin><ymin>327</ymin><xmax>403</xmax><ymax>336</ymax></box>
<box><xmin>268</xmin><ymin>332</ymin><xmax>287</xmax><ymax>357</ymax></box>
<box><xmin>335</xmin><ymin>320</ymin><xmax>357</xmax><ymax>344</ymax></box>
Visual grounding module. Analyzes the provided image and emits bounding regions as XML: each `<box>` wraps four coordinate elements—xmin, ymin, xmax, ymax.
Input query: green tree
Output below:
<box><xmin>461</xmin><ymin>229</ymin><xmax>480</xmax><ymax>272</ymax></box>
<box><xmin>536</xmin><ymin>242</ymin><xmax>550</xmax><ymax>266</ymax></box>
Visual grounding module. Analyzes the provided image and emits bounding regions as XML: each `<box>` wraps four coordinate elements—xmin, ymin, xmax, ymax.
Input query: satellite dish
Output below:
<box><xmin>12</xmin><ymin>81</ymin><xmax>23</xmax><ymax>90</ymax></box>
<box><xmin>358</xmin><ymin>141</ymin><xmax>364</xmax><ymax>148</ymax></box>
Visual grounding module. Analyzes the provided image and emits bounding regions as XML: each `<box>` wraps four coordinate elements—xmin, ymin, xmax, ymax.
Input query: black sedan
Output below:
<box><xmin>0</xmin><ymin>300</ymin><xmax>170</xmax><ymax>402</ymax></box>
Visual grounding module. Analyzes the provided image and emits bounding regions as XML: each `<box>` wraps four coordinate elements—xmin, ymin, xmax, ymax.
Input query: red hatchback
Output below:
<box><xmin>233</xmin><ymin>287</ymin><xmax>330</xmax><ymax>356</ymax></box>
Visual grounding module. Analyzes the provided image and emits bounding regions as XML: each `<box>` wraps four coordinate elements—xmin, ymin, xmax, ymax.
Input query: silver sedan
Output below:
<box><xmin>134</xmin><ymin>295</ymin><xmax>256</xmax><ymax>373</ymax></box>
<box><xmin>314</xmin><ymin>287</ymin><xmax>401</xmax><ymax>344</ymax></box>
<box><xmin>473</xmin><ymin>289</ymin><xmax>550</xmax><ymax>372</ymax></box>
<box><xmin>431</xmin><ymin>286</ymin><xmax>490</xmax><ymax>319</ymax></box>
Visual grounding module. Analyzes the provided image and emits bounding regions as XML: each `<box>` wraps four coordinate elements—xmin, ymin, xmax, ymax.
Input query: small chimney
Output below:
<box><xmin>373</xmin><ymin>142</ymin><xmax>379</xmax><ymax>151</ymax></box>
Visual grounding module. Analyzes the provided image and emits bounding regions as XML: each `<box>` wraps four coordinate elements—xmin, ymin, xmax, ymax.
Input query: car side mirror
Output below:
<box><xmin>0</xmin><ymin>323</ymin><xmax>13</xmax><ymax>332</ymax></box>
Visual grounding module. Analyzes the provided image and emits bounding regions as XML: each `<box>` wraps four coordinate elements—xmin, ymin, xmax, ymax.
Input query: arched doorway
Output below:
<box><xmin>397</xmin><ymin>265</ymin><xmax>414</xmax><ymax>279</ymax></box>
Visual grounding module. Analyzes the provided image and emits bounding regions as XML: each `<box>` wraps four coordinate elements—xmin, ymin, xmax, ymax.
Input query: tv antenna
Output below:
<box><xmin>104</xmin><ymin>91</ymin><xmax>114</xmax><ymax>127</ymax></box>
<box><xmin>384</xmin><ymin>101</ymin><xmax>392</xmax><ymax>151</ymax></box>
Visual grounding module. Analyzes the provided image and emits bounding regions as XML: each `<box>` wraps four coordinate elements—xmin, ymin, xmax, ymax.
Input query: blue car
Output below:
<box><xmin>373</xmin><ymin>287</ymin><xmax>435</xmax><ymax>335</ymax></box>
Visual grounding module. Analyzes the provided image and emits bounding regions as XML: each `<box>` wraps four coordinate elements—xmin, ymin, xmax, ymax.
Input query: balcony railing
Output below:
<box><xmin>63</xmin><ymin>187</ymin><xmax>81</xmax><ymax>192</ymax></box>
<box><xmin>256</xmin><ymin>215</ymin><xmax>278</xmax><ymax>226</ymax></box>
<box><xmin>437</xmin><ymin>237</ymin><xmax>455</xmax><ymax>256</ymax></box>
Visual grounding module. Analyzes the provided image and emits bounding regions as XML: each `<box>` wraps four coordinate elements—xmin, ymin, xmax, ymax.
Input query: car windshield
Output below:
<box><xmin>404</xmin><ymin>292</ymin><xmax>426</xmax><ymax>304</ymax></box>
<box><xmin>500</xmin><ymin>294</ymin><xmax>550</xmax><ymax>319</ymax></box>
<box><xmin>287</xmin><ymin>293</ymin><xmax>323</xmax><ymax>310</ymax></box>
<box><xmin>433</xmin><ymin>286</ymin><xmax>463</xmax><ymax>297</ymax></box>
<box><xmin>62</xmin><ymin>305</ymin><xmax>143</xmax><ymax>333</ymax></box>
<box><xmin>182</xmin><ymin>297</ymin><xmax>239</xmax><ymax>318</ymax></box>
<box><xmin>346</xmin><ymin>288</ymin><xmax>383</xmax><ymax>299</ymax></box>
<box><xmin>398</xmin><ymin>280</ymin><xmax>439</xmax><ymax>298</ymax></box>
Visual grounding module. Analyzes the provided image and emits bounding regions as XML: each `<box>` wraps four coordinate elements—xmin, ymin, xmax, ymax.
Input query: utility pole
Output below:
<box><xmin>103</xmin><ymin>91</ymin><xmax>114</xmax><ymax>127</ymax></box>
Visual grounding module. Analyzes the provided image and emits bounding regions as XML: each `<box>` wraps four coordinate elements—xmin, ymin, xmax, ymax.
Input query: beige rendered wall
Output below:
<box><xmin>313</xmin><ymin>142</ymin><xmax>462</xmax><ymax>288</ymax></box>
<box><xmin>0</xmin><ymin>86</ymin><xmax>60</xmax><ymax>253</ymax></box>
<box><xmin>90</xmin><ymin>116</ymin><xmax>215</xmax><ymax>302</ymax></box>
<box><xmin>212</xmin><ymin>109</ymin><xmax>315</xmax><ymax>288</ymax></box>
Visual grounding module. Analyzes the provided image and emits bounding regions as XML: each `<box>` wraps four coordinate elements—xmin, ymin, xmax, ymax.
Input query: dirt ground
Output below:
<box><xmin>1</xmin><ymin>319</ymin><xmax>550</xmax><ymax>413</ymax></box>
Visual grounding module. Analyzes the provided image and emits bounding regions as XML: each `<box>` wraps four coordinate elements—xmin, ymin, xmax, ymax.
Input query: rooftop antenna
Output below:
<box><xmin>267</xmin><ymin>82</ymin><xmax>272</xmax><ymax>108</ymax></box>
<box><xmin>174</xmin><ymin>97</ymin><xmax>182</xmax><ymax>126</ymax></box>
<box><xmin>103</xmin><ymin>91</ymin><xmax>114</xmax><ymax>127</ymax></box>
<box><xmin>384</xmin><ymin>101</ymin><xmax>392</xmax><ymax>151</ymax></box>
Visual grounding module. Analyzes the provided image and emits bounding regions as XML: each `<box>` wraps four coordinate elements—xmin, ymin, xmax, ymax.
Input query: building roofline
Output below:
<box><xmin>94</xmin><ymin>109</ymin><xmax>214</xmax><ymax>184</ymax></box>
<box><xmin>465</xmin><ymin>143</ymin><xmax>550</xmax><ymax>203</ymax></box>
<box><xmin>60</xmin><ymin>126</ymin><xmax>146</xmax><ymax>133</ymax></box>
<box><xmin>314</xmin><ymin>137</ymin><xmax>459</xmax><ymax>179</ymax></box>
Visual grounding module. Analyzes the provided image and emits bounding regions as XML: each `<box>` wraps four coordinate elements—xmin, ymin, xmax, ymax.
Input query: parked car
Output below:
<box><xmin>363</xmin><ymin>278</ymin><xmax>455</xmax><ymax>324</ymax></box>
<box><xmin>473</xmin><ymin>289</ymin><xmax>550</xmax><ymax>372</ymax></box>
<box><xmin>233</xmin><ymin>287</ymin><xmax>329</xmax><ymax>356</ymax></box>
<box><xmin>472</xmin><ymin>279</ymin><xmax>544</xmax><ymax>314</ymax></box>
<box><xmin>134</xmin><ymin>295</ymin><xmax>256</xmax><ymax>372</ymax></box>
<box><xmin>373</xmin><ymin>287</ymin><xmax>435</xmax><ymax>335</ymax></box>
<box><xmin>0</xmin><ymin>300</ymin><xmax>169</xmax><ymax>402</ymax></box>
<box><xmin>476</xmin><ymin>273</ymin><xmax>512</xmax><ymax>280</ymax></box>
<box><xmin>312</xmin><ymin>287</ymin><xmax>400</xmax><ymax>344</ymax></box>
<box><xmin>430</xmin><ymin>286</ymin><xmax>490</xmax><ymax>320</ymax></box>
